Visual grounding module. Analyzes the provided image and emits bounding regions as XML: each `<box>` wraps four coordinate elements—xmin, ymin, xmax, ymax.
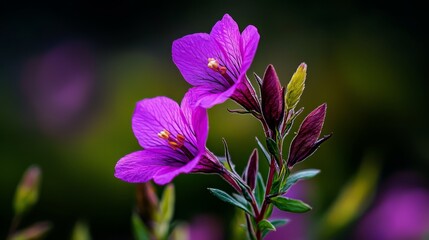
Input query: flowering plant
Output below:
<box><xmin>115</xmin><ymin>14</ymin><xmax>331</xmax><ymax>240</ymax></box>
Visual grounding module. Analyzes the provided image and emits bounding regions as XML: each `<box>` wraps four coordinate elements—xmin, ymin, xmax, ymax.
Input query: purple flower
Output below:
<box><xmin>354</xmin><ymin>173</ymin><xmax>429</xmax><ymax>240</ymax></box>
<box><xmin>172</xmin><ymin>14</ymin><xmax>260</xmax><ymax>111</ymax></box>
<box><xmin>115</xmin><ymin>90</ymin><xmax>224</xmax><ymax>185</ymax></box>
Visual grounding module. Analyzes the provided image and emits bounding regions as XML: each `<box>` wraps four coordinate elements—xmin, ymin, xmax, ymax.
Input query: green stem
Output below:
<box><xmin>255</xmin><ymin>155</ymin><xmax>277</xmax><ymax>239</ymax></box>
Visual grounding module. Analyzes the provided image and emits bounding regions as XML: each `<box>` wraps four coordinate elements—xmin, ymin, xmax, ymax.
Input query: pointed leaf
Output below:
<box><xmin>222</xmin><ymin>138</ymin><xmax>236</xmax><ymax>174</ymax></box>
<box><xmin>208</xmin><ymin>188</ymin><xmax>253</xmax><ymax>216</ymax></box>
<box><xmin>270</xmin><ymin>196</ymin><xmax>312</xmax><ymax>213</ymax></box>
<box><xmin>266</xmin><ymin>138</ymin><xmax>280</xmax><ymax>162</ymax></box>
<box><xmin>157</xmin><ymin>184</ymin><xmax>175</xmax><ymax>224</ymax></box>
<box><xmin>132</xmin><ymin>212</ymin><xmax>151</xmax><ymax>240</ymax></box>
<box><xmin>253</xmin><ymin>72</ymin><xmax>263</xmax><ymax>86</ymax></box>
<box><xmin>270</xmin><ymin>219</ymin><xmax>289</xmax><ymax>228</ymax></box>
<box><xmin>258</xmin><ymin>219</ymin><xmax>276</xmax><ymax>232</ymax></box>
<box><xmin>243</xmin><ymin>149</ymin><xmax>259</xmax><ymax>190</ymax></box>
<box><xmin>256</xmin><ymin>137</ymin><xmax>270</xmax><ymax>165</ymax></box>
<box><xmin>264</xmin><ymin>203</ymin><xmax>273</xmax><ymax>219</ymax></box>
<box><xmin>255</xmin><ymin>173</ymin><xmax>265</xmax><ymax>207</ymax></box>
<box><xmin>282</xmin><ymin>169</ymin><xmax>320</xmax><ymax>192</ymax></box>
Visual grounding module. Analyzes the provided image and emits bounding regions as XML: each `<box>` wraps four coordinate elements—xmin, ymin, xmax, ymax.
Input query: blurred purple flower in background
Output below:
<box><xmin>20</xmin><ymin>41</ymin><xmax>98</xmax><ymax>139</ymax></box>
<box><xmin>266</xmin><ymin>182</ymin><xmax>312</xmax><ymax>240</ymax></box>
<box><xmin>115</xmin><ymin>90</ymin><xmax>224</xmax><ymax>185</ymax></box>
<box><xmin>354</xmin><ymin>173</ymin><xmax>429</xmax><ymax>240</ymax></box>
<box><xmin>172</xmin><ymin>14</ymin><xmax>260</xmax><ymax>111</ymax></box>
<box><xmin>189</xmin><ymin>215</ymin><xmax>224</xmax><ymax>240</ymax></box>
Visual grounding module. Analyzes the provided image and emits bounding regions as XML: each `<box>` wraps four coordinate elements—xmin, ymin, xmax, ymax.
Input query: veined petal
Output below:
<box><xmin>240</xmin><ymin>25</ymin><xmax>260</xmax><ymax>73</ymax></box>
<box><xmin>114</xmin><ymin>148</ymin><xmax>196</xmax><ymax>184</ymax></box>
<box><xmin>132</xmin><ymin>97</ymin><xmax>197</xmax><ymax>152</ymax></box>
<box><xmin>210</xmin><ymin>14</ymin><xmax>242</xmax><ymax>78</ymax></box>
<box><xmin>192</xmin><ymin>84</ymin><xmax>237</xmax><ymax>108</ymax></box>
<box><xmin>181</xmin><ymin>89</ymin><xmax>209</xmax><ymax>151</ymax></box>
<box><xmin>153</xmin><ymin>153</ymin><xmax>203</xmax><ymax>185</ymax></box>
<box><xmin>172</xmin><ymin>33</ymin><xmax>229</xmax><ymax>90</ymax></box>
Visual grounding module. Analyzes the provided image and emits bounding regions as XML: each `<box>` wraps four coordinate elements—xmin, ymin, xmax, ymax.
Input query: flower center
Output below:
<box><xmin>207</xmin><ymin>58</ymin><xmax>235</xmax><ymax>85</ymax></box>
<box><xmin>207</xmin><ymin>58</ymin><xmax>227</xmax><ymax>75</ymax></box>
<box><xmin>158</xmin><ymin>129</ymin><xmax>186</xmax><ymax>150</ymax></box>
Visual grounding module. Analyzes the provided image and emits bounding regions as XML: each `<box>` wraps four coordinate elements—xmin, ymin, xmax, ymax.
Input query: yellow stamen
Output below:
<box><xmin>157</xmin><ymin>129</ymin><xmax>170</xmax><ymax>139</ymax></box>
<box><xmin>158</xmin><ymin>129</ymin><xmax>186</xmax><ymax>150</ymax></box>
<box><xmin>207</xmin><ymin>58</ymin><xmax>219</xmax><ymax>69</ymax></box>
<box><xmin>168</xmin><ymin>141</ymin><xmax>180</xmax><ymax>150</ymax></box>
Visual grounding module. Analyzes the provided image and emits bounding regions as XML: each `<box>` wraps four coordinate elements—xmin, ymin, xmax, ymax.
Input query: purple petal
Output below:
<box><xmin>114</xmin><ymin>149</ymin><xmax>201</xmax><ymax>184</ymax></box>
<box><xmin>192</xmin><ymin>84</ymin><xmax>237</xmax><ymax>108</ymax></box>
<box><xmin>210</xmin><ymin>14</ymin><xmax>242</xmax><ymax>77</ymax></box>
<box><xmin>132</xmin><ymin>96</ymin><xmax>197</xmax><ymax>152</ymax></box>
<box><xmin>181</xmin><ymin>89</ymin><xmax>209</xmax><ymax>151</ymax></box>
<box><xmin>172</xmin><ymin>33</ymin><xmax>228</xmax><ymax>91</ymax></box>
<box><xmin>261</xmin><ymin>65</ymin><xmax>284</xmax><ymax>131</ymax></box>
<box><xmin>240</xmin><ymin>25</ymin><xmax>260</xmax><ymax>73</ymax></box>
<box><xmin>288</xmin><ymin>104</ymin><xmax>327</xmax><ymax>167</ymax></box>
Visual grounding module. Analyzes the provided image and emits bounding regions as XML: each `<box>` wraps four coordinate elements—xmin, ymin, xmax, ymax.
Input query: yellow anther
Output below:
<box><xmin>168</xmin><ymin>141</ymin><xmax>180</xmax><ymax>149</ymax></box>
<box><xmin>207</xmin><ymin>58</ymin><xmax>219</xmax><ymax>69</ymax></box>
<box><xmin>157</xmin><ymin>129</ymin><xmax>170</xmax><ymax>139</ymax></box>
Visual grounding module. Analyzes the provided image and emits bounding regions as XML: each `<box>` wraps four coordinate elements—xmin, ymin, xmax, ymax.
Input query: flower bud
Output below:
<box><xmin>13</xmin><ymin>165</ymin><xmax>41</xmax><ymax>216</ymax></box>
<box><xmin>288</xmin><ymin>104</ymin><xmax>331</xmax><ymax>167</ymax></box>
<box><xmin>285</xmin><ymin>63</ymin><xmax>307</xmax><ymax>110</ymax></box>
<box><xmin>261</xmin><ymin>65</ymin><xmax>285</xmax><ymax>132</ymax></box>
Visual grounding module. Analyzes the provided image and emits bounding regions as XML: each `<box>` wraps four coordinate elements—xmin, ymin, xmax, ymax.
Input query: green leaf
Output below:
<box><xmin>255</xmin><ymin>173</ymin><xmax>265</xmax><ymax>207</ymax></box>
<box><xmin>266</xmin><ymin>138</ymin><xmax>280</xmax><ymax>161</ymax></box>
<box><xmin>258</xmin><ymin>219</ymin><xmax>276</xmax><ymax>232</ymax></box>
<box><xmin>270</xmin><ymin>196</ymin><xmax>312</xmax><ymax>213</ymax></box>
<box><xmin>222</xmin><ymin>138</ymin><xmax>236</xmax><ymax>173</ymax></box>
<box><xmin>158</xmin><ymin>184</ymin><xmax>175</xmax><ymax>223</ymax></box>
<box><xmin>282</xmin><ymin>169</ymin><xmax>320</xmax><ymax>192</ymax></box>
<box><xmin>255</xmin><ymin>137</ymin><xmax>270</xmax><ymax>165</ymax></box>
<box><xmin>264</xmin><ymin>203</ymin><xmax>273</xmax><ymax>219</ymax></box>
<box><xmin>155</xmin><ymin>184</ymin><xmax>175</xmax><ymax>239</ymax></box>
<box><xmin>208</xmin><ymin>188</ymin><xmax>253</xmax><ymax>216</ymax></box>
<box><xmin>270</xmin><ymin>219</ymin><xmax>289</xmax><ymax>228</ymax></box>
<box><xmin>132</xmin><ymin>212</ymin><xmax>151</xmax><ymax>240</ymax></box>
<box><xmin>270</xmin><ymin>174</ymin><xmax>281</xmax><ymax>195</ymax></box>
<box><xmin>261</xmin><ymin>219</ymin><xmax>290</xmax><ymax>238</ymax></box>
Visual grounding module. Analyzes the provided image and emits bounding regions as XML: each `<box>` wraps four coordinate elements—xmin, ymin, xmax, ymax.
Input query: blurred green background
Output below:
<box><xmin>1</xmin><ymin>1</ymin><xmax>428</xmax><ymax>239</ymax></box>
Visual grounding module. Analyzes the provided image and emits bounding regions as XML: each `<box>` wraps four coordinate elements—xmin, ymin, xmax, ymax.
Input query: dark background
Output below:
<box><xmin>1</xmin><ymin>1</ymin><xmax>428</xmax><ymax>239</ymax></box>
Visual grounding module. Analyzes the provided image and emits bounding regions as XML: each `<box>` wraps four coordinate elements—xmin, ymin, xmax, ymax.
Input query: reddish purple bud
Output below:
<box><xmin>288</xmin><ymin>103</ymin><xmax>330</xmax><ymax>167</ymax></box>
<box><xmin>243</xmin><ymin>149</ymin><xmax>259</xmax><ymax>190</ymax></box>
<box><xmin>261</xmin><ymin>65</ymin><xmax>284</xmax><ymax>132</ymax></box>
